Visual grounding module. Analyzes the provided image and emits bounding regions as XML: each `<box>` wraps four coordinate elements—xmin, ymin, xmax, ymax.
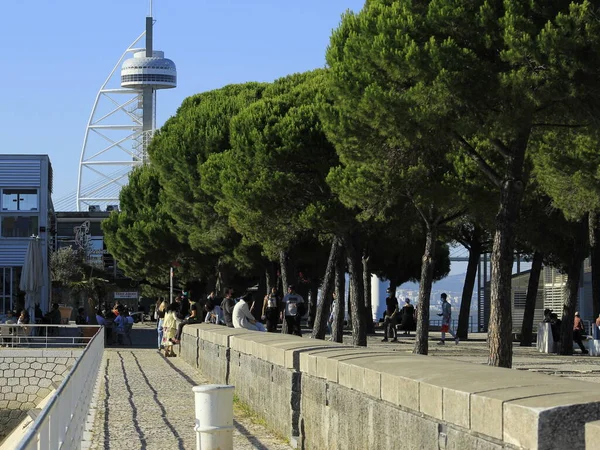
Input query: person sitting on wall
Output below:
<box><xmin>175</xmin><ymin>301</ymin><xmax>200</xmax><ymax>340</ymax></box>
<box><xmin>204</xmin><ymin>302</ymin><xmax>225</xmax><ymax>325</ymax></box>
<box><xmin>233</xmin><ymin>293</ymin><xmax>266</xmax><ymax>332</ymax></box>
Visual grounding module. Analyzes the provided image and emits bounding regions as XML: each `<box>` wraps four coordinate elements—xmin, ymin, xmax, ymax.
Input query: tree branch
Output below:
<box><xmin>453</xmin><ymin>132</ymin><xmax>502</xmax><ymax>188</ymax></box>
<box><xmin>490</xmin><ymin>138</ymin><xmax>511</xmax><ymax>160</ymax></box>
<box><xmin>438</xmin><ymin>208</ymin><xmax>468</xmax><ymax>226</ymax></box>
<box><xmin>407</xmin><ymin>193</ymin><xmax>432</xmax><ymax>228</ymax></box>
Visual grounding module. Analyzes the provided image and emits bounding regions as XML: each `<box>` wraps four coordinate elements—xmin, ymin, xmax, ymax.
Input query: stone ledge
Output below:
<box><xmin>586</xmin><ymin>420</ymin><xmax>600</xmax><ymax>449</ymax></box>
<box><xmin>192</xmin><ymin>326</ymin><xmax>600</xmax><ymax>449</ymax></box>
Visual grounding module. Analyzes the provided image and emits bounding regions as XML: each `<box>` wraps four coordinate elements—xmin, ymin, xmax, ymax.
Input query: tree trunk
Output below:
<box><xmin>265</xmin><ymin>264</ymin><xmax>276</xmax><ymax>296</ymax></box>
<box><xmin>345</xmin><ymin>235</ymin><xmax>367</xmax><ymax>346</ymax></box>
<box><xmin>590</xmin><ymin>211</ymin><xmax>600</xmax><ymax>320</ymax></box>
<box><xmin>312</xmin><ymin>237</ymin><xmax>341</xmax><ymax>339</ymax></box>
<box><xmin>488</xmin><ymin>131</ymin><xmax>529</xmax><ymax>368</ymax></box>
<box><xmin>308</xmin><ymin>283</ymin><xmax>318</xmax><ymax>330</ymax></box>
<box><xmin>456</xmin><ymin>242</ymin><xmax>482</xmax><ymax>339</ymax></box>
<box><xmin>488</xmin><ymin>183</ymin><xmax>525</xmax><ymax>367</ymax></box>
<box><xmin>347</xmin><ymin>280</ymin><xmax>353</xmax><ymax>330</ymax></box>
<box><xmin>519</xmin><ymin>251</ymin><xmax>543</xmax><ymax>347</ymax></box>
<box><xmin>363</xmin><ymin>254</ymin><xmax>374</xmax><ymax>334</ymax></box>
<box><xmin>332</xmin><ymin>257</ymin><xmax>346</xmax><ymax>343</ymax></box>
<box><xmin>280</xmin><ymin>249</ymin><xmax>290</xmax><ymax>334</ymax></box>
<box><xmin>413</xmin><ymin>225</ymin><xmax>437</xmax><ymax>355</ymax></box>
<box><xmin>559</xmin><ymin>217</ymin><xmax>588</xmax><ymax>355</ymax></box>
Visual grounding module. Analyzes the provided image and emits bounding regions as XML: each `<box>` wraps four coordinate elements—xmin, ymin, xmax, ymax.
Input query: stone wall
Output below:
<box><xmin>0</xmin><ymin>349</ymin><xmax>81</xmax><ymax>442</ymax></box>
<box><xmin>181</xmin><ymin>324</ymin><xmax>600</xmax><ymax>450</ymax></box>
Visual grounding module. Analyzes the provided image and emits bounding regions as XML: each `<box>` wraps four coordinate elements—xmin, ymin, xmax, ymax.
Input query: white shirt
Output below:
<box><xmin>205</xmin><ymin>305</ymin><xmax>224</xmax><ymax>324</ymax></box>
<box><xmin>232</xmin><ymin>301</ymin><xmax>256</xmax><ymax>330</ymax></box>
<box><xmin>283</xmin><ymin>293</ymin><xmax>304</xmax><ymax>317</ymax></box>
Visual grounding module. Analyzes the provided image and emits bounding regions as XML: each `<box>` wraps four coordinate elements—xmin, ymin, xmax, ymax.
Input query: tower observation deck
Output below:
<box><xmin>76</xmin><ymin>4</ymin><xmax>176</xmax><ymax>212</ymax></box>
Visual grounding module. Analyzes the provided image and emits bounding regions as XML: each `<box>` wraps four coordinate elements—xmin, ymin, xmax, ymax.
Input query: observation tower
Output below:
<box><xmin>76</xmin><ymin>1</ymin><xmax>176</xmax><ymax>211</ymax></box>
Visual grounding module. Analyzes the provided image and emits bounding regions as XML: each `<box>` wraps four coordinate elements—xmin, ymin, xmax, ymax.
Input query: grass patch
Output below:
<box><xmin>232</xmin><ymin>394</ymin><xmax>290</xmax><ymax>444</ymax></box>
<box><xmin>233</xmin><ymin>394</ymin><xmax>269</xmax><ymax>428</ymax></box>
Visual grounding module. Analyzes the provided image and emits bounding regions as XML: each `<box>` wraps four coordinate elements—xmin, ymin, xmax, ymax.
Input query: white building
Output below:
<box><xmin>0</xmin><ymin>155</ymin><xmax>53</xmax><ymax>313</ymax></box>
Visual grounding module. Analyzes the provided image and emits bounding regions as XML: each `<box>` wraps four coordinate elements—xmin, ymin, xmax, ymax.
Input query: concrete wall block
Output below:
<box><xmin>443</xmin><ymin>388</ymin><xmax>471</xmax><ymax>429</ymax></box>
<box><xmin>504</xmin><ymin>393</ymin><xmax>600</xmax><ymax>449</ymax></box>
<box><xmin>14</xmin><ymin>368</ymin><xmax>24</xmax><ymax>378</ymax></box>
<box><xmin>586</xmin><ymin>420</ymin><xmax>600</xmax><ymax>450</ymax></box>
<box><xmin>471</xmin><ymin>393</ymin><xmax>503</xmax><ymax>440</ymax></box>
<box><xmin>419</xmin><ymin>382</ymin><xmax>443</xmax><ymax>420</ymax></box>
<box><xmin>4</xmin><ymin>369</ymin><xmax>14</xmax><ymax>378</ymax></box>
<box><xmin>444</xmin><ymin>425</ymin><xmax>503</xmax><ymax>450</ymax></box>
<box><xmin>363</xmin><ymin>368</ymin><xmax>381</xmax><ymax>400</ymax></box>
<box><xmin>7</xmin><ymin>379</ymin><xmax>18</xmax><ymax>387</ymax></box>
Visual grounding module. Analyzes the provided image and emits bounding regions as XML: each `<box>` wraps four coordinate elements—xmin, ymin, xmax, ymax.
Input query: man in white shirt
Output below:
<box><xmin>233</xmin><ymin>293</ymin><xmax>265</xmax><ymax>332</ymax></box>
<box><xmin>282</xmin><ymin>285</ymin><xmax>305</xmax><ymax>336</ymax></box>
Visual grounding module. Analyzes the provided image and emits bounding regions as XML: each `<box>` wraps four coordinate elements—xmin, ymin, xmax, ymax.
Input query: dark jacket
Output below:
<box><xmin>221</xmin><ymin>297</ymin><xmax>235</xmax><ymax>328</ymax></box>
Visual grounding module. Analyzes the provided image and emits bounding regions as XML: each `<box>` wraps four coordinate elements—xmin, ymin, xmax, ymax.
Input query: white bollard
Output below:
<box><xmin>193</xmin><ymin>384</ymin><xmax>235</xmax><ymax>450</ymax></box>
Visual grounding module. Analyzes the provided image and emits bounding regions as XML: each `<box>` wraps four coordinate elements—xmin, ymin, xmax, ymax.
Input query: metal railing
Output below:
<box><xmin>15</xmin><ymin>326</ymin><xmax>104</xmax><ymax>450</ymax></box>
<box><xmin>428</xmin><ymin>317</ymin><xmax>477</xmax><ymax>333</ymax></box>
<box><xmin>0</xmin><ymin>324</ymin><xmax>102</xmax><ymax>348</ymax></box>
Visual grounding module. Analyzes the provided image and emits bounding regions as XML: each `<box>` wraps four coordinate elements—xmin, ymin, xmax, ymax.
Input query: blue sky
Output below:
<box><xmin>1</xmin><ymin>0</ymin><xmax>365</xmax><ymax>204</ymax></box>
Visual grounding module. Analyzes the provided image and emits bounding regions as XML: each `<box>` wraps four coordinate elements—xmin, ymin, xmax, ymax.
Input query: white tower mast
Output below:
<box><xmin>76</xmin><ymin>1</ymin><xmax>176</xmax><ymax>211</ymax></box>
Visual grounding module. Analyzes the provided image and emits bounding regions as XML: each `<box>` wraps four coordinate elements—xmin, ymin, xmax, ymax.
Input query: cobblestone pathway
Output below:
<box><xmin>86</xmin><ymin>326</ymin><xmax>291</xmax><ymax>450</ymax></box>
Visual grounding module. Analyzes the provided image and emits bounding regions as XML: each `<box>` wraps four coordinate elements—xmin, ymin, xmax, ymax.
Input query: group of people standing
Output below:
<box><xmin>382</xmin><ymin>291</ymin><xmax>459</xmax><ymax>345</ymax></box>
<box><xmin>382</xmin><ymin>288</ymin><xmax>416</xmax><ymax>342</ymax></box>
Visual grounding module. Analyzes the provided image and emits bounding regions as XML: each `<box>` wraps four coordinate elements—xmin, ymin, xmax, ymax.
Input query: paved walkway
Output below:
<box><xmin>86</xmin><ymin>325</ymin><xmax>291</xmax><ymax>450</ymax></box>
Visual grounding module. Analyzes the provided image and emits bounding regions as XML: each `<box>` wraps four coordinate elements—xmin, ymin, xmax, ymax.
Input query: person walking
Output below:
<box><xmin>156</xmin><ymin>300</ymin><xmax>167</xmax><ymax>350</ymax></box>
<box><xmin>573</xmin><ymin>311</ymin><xmax>589</xmax><ymax>354</ymax></box>
<box><xmin>437</xmin><ymin>293</ymin><xmax>459</xmax><ymax>345</ymax></box>
<box><xmin>382</xmin><ymin>288</ymin><xmax>399</xmax><ymax>342</ymax></box>
<box><xmin>282</xmin><ymin>285</ymin><xmax>305</xmax><ymax>336</ymax></box>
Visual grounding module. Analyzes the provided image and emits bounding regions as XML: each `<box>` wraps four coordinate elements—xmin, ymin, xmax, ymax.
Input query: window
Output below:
<box><xmin>513</xmin><ymin>290</ymin><xmax>527</xmax><ymax>309</ymax></box>
<box><xmin>1</xmin><ymin>215</ymin><xmax>39</xmax><ymax>238</ymax></box>
<box><xmin>1</xmin><ymin>189</ymin><xmax>38</xmax><ymax>211</ymax></box>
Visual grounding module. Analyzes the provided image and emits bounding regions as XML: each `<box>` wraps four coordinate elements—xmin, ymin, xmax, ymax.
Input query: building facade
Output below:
<box><xmin>0</xmin><ymin>155</ymin><xmax>53</xmax><ymax>313</ymax></box>
<box><xmin>54</xmin><ymin>211</ymin><xmax>117</xmax><ymax>275</ymax></box>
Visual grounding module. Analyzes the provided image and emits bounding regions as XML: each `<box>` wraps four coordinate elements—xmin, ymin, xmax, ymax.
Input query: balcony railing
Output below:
<box><xmin>14</xmin><ymin>326</ymin><xmax>104</xmax><ymax>449</ymax></box>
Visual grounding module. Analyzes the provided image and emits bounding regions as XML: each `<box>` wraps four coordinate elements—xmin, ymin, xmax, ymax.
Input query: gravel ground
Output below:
<box><xmin>86</xmin><ymin>327</ymin><xmax>291</xmax><ymax>450</ymax></box>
